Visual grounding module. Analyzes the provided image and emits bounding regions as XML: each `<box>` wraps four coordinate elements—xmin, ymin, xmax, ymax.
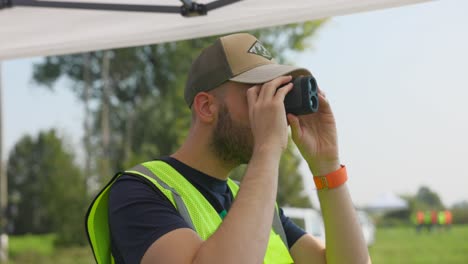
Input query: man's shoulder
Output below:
<box><xmin>108</xmin><ymin>169</ymin><xmax>190</xmax><ymax>264</ymax></box>
<box><xmin>109</xmin><ymin>173</ymin><xmax>167</xmax><ymax>205</ymax></box>
<box><xmin>113</xmin><ymin>172</ymin><xmax>151</xmax><ymax>187</ymax></box>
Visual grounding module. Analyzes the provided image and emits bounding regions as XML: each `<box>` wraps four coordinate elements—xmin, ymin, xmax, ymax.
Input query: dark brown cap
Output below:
<box><xmin>185</xmin><ymin>33</ymin><xmax>311</xmax><ymax>107</ymax></box>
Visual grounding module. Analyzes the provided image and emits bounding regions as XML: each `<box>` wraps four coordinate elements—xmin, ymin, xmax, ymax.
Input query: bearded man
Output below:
<box><xmin>86</xmin><ymin>33</ymin><xmax>371</xmax><ymax>264</ymax></box>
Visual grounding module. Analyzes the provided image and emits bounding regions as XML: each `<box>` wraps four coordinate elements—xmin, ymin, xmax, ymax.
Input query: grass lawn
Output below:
<box><xmin>369</xmin><ymin>225</ymin><xmax>468</xmax><ymax>264</ymax></box>
<box><xmin>7</xmin><ymin>234</ymin><xmax>93</xmax><ymax>264</ymax></box>
<box><xmin>6</xmin><ymin>225</ymin><xmax>468</xmax><ymax>263</ymax></box>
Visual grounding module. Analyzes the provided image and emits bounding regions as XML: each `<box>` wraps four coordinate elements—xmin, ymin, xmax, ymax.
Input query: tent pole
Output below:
<box><xmin>4</xmin><ymin>0</ymin><xmax>240</xmax><ymax>16</ymax></box>
<box><xmin>0</xmin><ymin>61</ymin><xmax>7</xmax><ymax>263</ymax></box>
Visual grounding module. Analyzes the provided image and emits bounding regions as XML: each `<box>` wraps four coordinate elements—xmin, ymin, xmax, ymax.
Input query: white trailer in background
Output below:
<box><xmin>283</xmin><ymin>207</ymin><xmax>326</xmax><ymax>242</ymax></box>
<box><xmin>283</xmin><ymin>207</ymin><xmax>375</xmax><ymax>246</ymax></box>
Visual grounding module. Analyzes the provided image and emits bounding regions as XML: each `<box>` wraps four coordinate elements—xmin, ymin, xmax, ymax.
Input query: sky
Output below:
<box><xmin>2</xmin><ymin>0</ymin><xmax>468</xmax><ymax>208</ymax></box>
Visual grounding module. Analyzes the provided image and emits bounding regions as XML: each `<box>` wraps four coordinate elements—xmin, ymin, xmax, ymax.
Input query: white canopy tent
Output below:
<box><xmin>0</xmin><ymin>0</ymin><xmax>431</xmax><ymax>261</ymax></box>
<box><xmin>367</xmin><ymin>192</ymin><xmax>409</xmax><ymax>212</ymax></box>
<box><xmin>0</xmin><ymin>0</ymin><xmax>430</xmax><ymax>60</ymax></box>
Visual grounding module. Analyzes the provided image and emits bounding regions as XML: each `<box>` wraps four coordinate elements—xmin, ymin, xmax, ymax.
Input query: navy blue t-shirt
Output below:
<box><xmin>108</xmin><ymin>157</ymin><xmax>306</xmax><ymax>264</ymax></box>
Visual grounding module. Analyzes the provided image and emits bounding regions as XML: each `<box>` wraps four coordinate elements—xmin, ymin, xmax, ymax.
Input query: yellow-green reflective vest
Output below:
<box><xmin>86</xmin><ymin>160</ymin><xmax>294</xmax><ymax>264</ymax></box>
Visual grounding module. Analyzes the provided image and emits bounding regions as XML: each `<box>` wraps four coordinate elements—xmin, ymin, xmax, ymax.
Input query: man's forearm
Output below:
<box><xmin>318</xmin><ymin>183</ymin><xmax>369</xmax><ymax>264</ymax></box>
<box><xmin>193</xmin><ymin>148</ymin><xmax>281</xmax><ymax>264</ymax></box>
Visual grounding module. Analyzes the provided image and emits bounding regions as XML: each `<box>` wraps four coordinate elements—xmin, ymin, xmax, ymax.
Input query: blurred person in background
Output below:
<box><xmin>445</xmin><ymin>210</ymin><xmax>453</xmax><ymax>230</ymax></box>
<box><xmin>430</xmin><ymin>210</ymin><xmax>438</xmax><ymax>232</ymax></box>
<box><xmin>437</xmin><ymin>210</ymin><xmax>446</xmax><ymax>231</ymax></box>
<box><xmin>424</xmin><ymin>210</ymin><xmax>432</xmax><ymax>232</ymax></box>
<box><xmin>414</xmin><ymin>210</ymin><xmax>425</xmax><ymax>233</ymax></box>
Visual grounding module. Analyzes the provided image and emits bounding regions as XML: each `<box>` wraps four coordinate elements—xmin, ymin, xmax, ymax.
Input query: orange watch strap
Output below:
<box><xmin>313</xmin><ymin>165</ymin><xmax>347</xmax><ymax>190</ymax></box>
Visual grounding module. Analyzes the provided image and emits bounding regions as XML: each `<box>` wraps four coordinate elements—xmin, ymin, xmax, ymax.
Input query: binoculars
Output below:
<box><xmin>282</xmin><ymin>75</ymin><xmax>319</xmax><ymax>115</ymax></box>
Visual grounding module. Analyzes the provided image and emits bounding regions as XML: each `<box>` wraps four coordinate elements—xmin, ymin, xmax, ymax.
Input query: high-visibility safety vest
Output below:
<box><xmin>86</xmin><ymin>160</ymin><xmax>294</xmax><ymax>264</ymax></box>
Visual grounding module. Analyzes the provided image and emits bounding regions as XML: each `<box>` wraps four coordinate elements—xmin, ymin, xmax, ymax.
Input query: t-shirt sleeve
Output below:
<box><xmin>279</xmin><ymin>207</ymin><xmax>307</xmax><ymax>249</ymax></box>
<box><xmin>108</xmin><ymin>174</ymin><xmax>191</xmax><ymax>264</ymax></box>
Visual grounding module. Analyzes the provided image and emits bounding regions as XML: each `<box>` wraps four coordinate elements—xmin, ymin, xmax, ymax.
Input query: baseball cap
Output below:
<box><xmin>184</xmin><ymin>33</ymin><xmax>311</xmax><ymax>107</ymax></box>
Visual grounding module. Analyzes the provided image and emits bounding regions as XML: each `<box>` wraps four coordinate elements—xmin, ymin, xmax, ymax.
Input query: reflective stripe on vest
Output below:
<box><xmin>86</xmin><ymin>160</ymin><xmax>294</xmax><ymax>264</ymax></box>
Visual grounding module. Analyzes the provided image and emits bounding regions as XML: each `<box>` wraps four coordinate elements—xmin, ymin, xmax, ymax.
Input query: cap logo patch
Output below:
<box><xmin>248</xmin><ymin>41</ymin><xmax>273</xmax><ymax>60</ymax></box>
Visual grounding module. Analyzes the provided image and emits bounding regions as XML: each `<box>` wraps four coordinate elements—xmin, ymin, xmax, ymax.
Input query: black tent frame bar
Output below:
<box><xmin>1</xmin><ymin>0</ymin><xmax>241</xmax><ymax>17</ymax></box>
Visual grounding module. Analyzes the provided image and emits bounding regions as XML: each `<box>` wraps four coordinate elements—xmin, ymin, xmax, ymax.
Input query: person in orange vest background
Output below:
<box><xmin>430</xmin><ymin>210</ymin><xmax>438</xmax><ymax>232</ymax></box>
<box><xmin>415</xmin><ymin>210</ymin><xmax>425</xmax><ymax>233</ymax></box>
<box><xmin>445</xmin><ymin>210</ymin><xmax>453</xmax><ymax>230</ymax></box>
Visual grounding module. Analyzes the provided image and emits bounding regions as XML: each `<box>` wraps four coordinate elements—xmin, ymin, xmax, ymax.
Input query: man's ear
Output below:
<box><xmin>193</xmin><ymin>92</ymin><xmax>218</xmax><ymax>124</ymax></box>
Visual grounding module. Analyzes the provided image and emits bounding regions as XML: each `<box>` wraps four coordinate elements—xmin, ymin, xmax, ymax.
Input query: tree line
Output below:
<box><xmin>378</xmin><ymin>186</ymin><xmax>468</xmax><ymax>226</ymax></box>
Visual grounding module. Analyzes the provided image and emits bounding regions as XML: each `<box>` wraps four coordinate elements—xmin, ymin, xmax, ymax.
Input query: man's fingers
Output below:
<box><xmin>318</xmin><ymin>87</ymin><xmax>329</xmax><ymax>103</ymax></box>
<box><xmin>259</xmin><ymin>75</ymin><xmax>293</xmax><ymax>101</ymax></box>
<box><xmin>318</xmin><ymin>87</ymin><xmax>326</xmax><ymax>98</ymax></box>
<box><xmin>317</xmin><ymin>88</ymin><xmax>333</xmax><ymax>113</ymax></box>
<box><xmin>274</xmin><ymin>82</ymin><xmax>293</xmax><ymax>102</ymax></box>
<box><xmin>287</xmin><ymin>114</ymin><xmax>301</xmax><ymax>140</ymax></box>
<box><xmin>247</xmin><ymin>85</ymin><xmax>260</xmax><ymax>110</ymax></box>
<box><xmin>247</xmin><ymin>84</ymin><xmax>260</xmax><ymax>101</ymax></box>
<box><xmin>247</xmin><ymin>85</ymin><xmax>260</xmax><ymax>122</ymax></box>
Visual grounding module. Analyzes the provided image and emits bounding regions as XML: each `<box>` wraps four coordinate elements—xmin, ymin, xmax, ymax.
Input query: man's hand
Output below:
<box><xmin>247</xmin><ymin>76</ymin><xmax>294</xmax><ymax>155</ymax></box>
<box><xmin>287</xmin><ymin>89</ymin><xmax>340</xmax><ymax>176</ymax></box>
<box><xmin>287</xmin><ymin>88</ymin><xmax>371</xmax><ymax>264</ymax></box>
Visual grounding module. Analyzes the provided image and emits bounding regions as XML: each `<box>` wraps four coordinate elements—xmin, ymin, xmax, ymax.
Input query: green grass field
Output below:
<box><xmin>369</xmin><ymin>225</ymin><xmax>468</xmax><ymax>264</ymax></box>
<box><xmin>7</xmin><ymin>234</ymin><xmax>93</xmax><ymax>264</ymax></box>
<box><xmin>6</xmin><ymin>225</ymin><xmax>468</xmax><ymax>263</ymax></box>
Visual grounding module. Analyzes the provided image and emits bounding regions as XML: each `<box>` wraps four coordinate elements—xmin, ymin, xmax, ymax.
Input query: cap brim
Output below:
<box><xmin>229</xmin><ymin>64</ymin><xmax>311</xmax><ymax>84</ymax></box>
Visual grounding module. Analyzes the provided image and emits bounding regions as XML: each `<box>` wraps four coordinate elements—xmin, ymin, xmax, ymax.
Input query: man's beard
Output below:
<box><xmin>211</xmin><ymin>105</ymin><xmax>253</xmax><ymax>165</ymax></box>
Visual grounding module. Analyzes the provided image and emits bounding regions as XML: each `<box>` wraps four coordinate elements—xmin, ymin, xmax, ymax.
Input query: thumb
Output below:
<box><xmin>287</xmin><ymin>114</ymin><xmax>302</xmax><ymax>140</ymax></box>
